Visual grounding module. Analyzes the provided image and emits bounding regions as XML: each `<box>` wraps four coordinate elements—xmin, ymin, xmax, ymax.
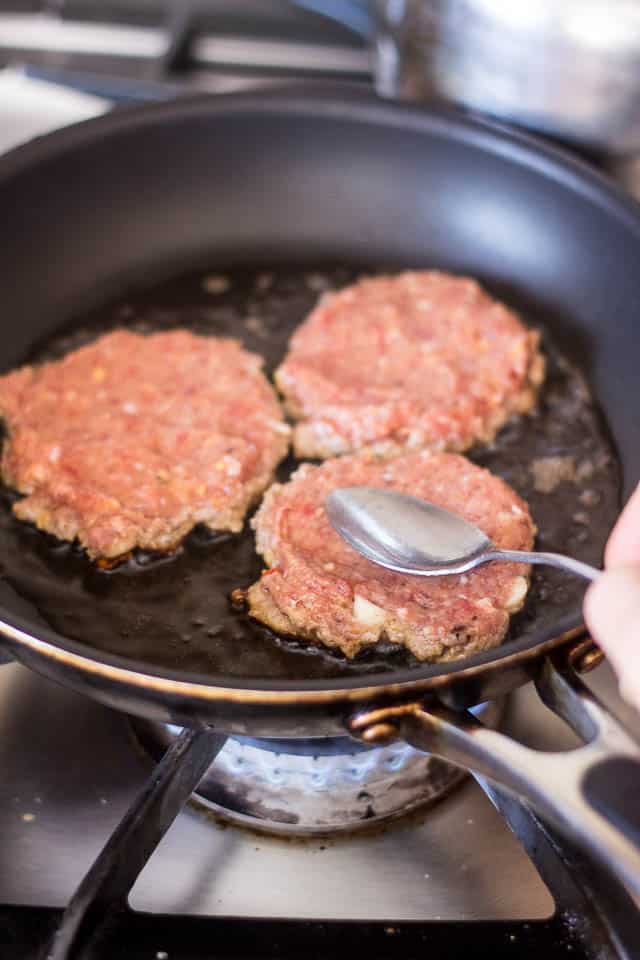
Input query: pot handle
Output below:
<box><xmin>350</xmin><ymin>649</ymin><xmax>640</xmax><ymax>898</ymax></box>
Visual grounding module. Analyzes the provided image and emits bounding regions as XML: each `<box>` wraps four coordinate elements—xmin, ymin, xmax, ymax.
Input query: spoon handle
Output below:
<box><xmin>489</xmin><ymin>549</ymin><xmax>600</xmax><ymax>582</ymax></box>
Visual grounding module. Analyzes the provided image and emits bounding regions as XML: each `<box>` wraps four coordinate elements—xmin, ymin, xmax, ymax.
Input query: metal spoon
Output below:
<box><xmin>325</xmin><ymin>487</ymin><xmax>600</xmax><ymax>582</ymax></box>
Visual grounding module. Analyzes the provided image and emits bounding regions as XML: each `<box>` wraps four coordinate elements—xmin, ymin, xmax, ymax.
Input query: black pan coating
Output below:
<box><xmin>0</xmin><ymin>89</ymin><xmax>635</xmax><ymax>708</ymax></box>
<box><xmin>0</xmin><ymin>263</ymin><xmax>619</xmax><ymax>681</ymax></box>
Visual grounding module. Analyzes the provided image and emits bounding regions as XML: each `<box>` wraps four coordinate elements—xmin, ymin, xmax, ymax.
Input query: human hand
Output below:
<box><xmin>584</xmin><ymin>483</ymin><xmax>640</xmax><ymax>709</ymax></box>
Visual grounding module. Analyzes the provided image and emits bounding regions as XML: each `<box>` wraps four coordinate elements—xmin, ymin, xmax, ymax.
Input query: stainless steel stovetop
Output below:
<box><xmin>0</xmin><ymin>662</ymin><xmax>559</xmax><ymax>922</ymax></box>
<box><xmin>0</xmin><ymin>656</ymin><xmax>636</xmax><ymax>958</ymax></box>
<box><xmin>0</xmin><ymin>650</ymin><xmax>634</xmax><ymax>913</ymax></box>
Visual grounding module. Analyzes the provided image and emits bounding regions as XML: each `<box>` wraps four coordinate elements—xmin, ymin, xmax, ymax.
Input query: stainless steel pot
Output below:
<box><xmin>375</xmin><ymin>0</ymin><xmax>640</xmax><ymax>154</ymax></box>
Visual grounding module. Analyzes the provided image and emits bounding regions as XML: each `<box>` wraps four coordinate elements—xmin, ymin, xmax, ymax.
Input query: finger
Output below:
<box><xmin>605</xmin><ymin>483</ymin><xmax>640</xmax><ymax>568</ymax></box>
<box><xmin>584</xmin><ymin>567</ymin><xmax>640</xmax><ymax>709</ymax></box>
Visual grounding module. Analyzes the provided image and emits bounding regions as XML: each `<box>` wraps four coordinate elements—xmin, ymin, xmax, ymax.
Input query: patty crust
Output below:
<box><xmin>0</xmin><ymin>329</ymin><xmax>289</xmax><ymax>560</ymax></box>
<box><xmin>275</xmin><ymin>271</ymin><xmax>544</xmax><ymax>459</ymax></box>
<box><xmin>248</xmin><ymin>450</ymin><xmax>535</xmax><ymax>661</ymax></box>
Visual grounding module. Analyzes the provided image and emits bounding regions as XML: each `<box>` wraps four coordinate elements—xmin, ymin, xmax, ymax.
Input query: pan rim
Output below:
<box><xmin>0</xmin><ymin>603</ymin><xmax>583</xmax><ymax>701</ymax></box>
<box><xmin>2</xmin><ymin>82</ymin><xmax>640</xmax><ymax>236</ymax></box>
<box><xmin>0</xmin><ymin>83</ymin><xmax>626</xmax><ymax>699</ymax></box>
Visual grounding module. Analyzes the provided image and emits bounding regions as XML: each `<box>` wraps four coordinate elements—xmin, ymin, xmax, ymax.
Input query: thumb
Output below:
<box><xmin>605</xmin><ymin>483</ymin><xmax>640</xmax><ymax>568</ymax></box>
<box><xmin>584</xmin><ymin>567</ymin><xmax>640</xmax><ymax>710</ymax></box>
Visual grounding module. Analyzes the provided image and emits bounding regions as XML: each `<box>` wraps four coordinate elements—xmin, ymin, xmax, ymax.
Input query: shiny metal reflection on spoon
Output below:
<box><xmin>325</xmin><ymin>487</ymin><xmax>601</xmax><ymax>582</ymax></box>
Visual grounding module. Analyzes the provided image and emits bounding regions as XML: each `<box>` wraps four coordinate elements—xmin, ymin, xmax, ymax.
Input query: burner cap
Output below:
<box><xmin>130</xmin><ymin>702</ymin><xmax>501</xmax><ymax>836</ymax></box>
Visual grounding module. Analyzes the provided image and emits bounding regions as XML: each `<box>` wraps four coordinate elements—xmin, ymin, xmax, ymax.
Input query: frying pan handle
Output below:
<box><xmin>350</xmin><ymin>654</ymin><xmax>640</xmax><ymax>898</ymax></box>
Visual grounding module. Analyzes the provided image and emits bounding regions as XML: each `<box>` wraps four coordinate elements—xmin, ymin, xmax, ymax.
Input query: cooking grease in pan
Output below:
<box><xmin>0</xmin><ymin>266</ymin><xmax>620</xmax><ymax>681</ymax></box>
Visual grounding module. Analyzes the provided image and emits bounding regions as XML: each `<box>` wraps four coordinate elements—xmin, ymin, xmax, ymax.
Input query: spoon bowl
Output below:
<box><xmin>325</xmin><ymin>487</ymin><xmax>600</xmax><ymax>582</ymax></box>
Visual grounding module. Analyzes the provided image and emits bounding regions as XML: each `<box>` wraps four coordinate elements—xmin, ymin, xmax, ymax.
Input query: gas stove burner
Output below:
<box><xmin>129</xmin><ymin>701</ymin><xmax>502</xmax><ymax>835</ymax></box>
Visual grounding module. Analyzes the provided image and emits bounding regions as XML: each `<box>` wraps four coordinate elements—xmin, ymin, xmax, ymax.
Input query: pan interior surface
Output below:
<box><xmin>0</xmin><ymin>90</ymin><xmax>634</xmax><ymax>694</ymax></box>
<box><xmin>0</xmin><ymin>262</ymin><xmax>619</xmax><ymax>687</ymax></box>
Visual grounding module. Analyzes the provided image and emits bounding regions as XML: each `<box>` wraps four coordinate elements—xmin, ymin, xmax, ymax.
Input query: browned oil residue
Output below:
<box><xmin>0</xmin><ymin>265</ymin><xmax>620</xmax><ymax>682</ymax></box>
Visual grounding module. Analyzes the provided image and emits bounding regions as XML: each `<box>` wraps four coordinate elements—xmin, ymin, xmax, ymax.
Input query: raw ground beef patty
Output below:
<box><xmin>0</xmin><ymin>330</ymin><xmax>290</xmax><ymax>560</ymax></box>
<box><xmin>248</xmin><ymin>451</ymin><xmax>535</xmax><ymax>661</ymax></box>
<box><xmin>275</xmin><ymin>271</ymin><xmax>545</xmax><ymax>459</ymax></box>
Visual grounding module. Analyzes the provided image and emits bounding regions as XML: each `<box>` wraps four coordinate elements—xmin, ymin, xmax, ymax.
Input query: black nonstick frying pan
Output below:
<box><xmin>1</xmin><ymin>87</ymin><xmax>640</xmax><ymax>925</ymax></box>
